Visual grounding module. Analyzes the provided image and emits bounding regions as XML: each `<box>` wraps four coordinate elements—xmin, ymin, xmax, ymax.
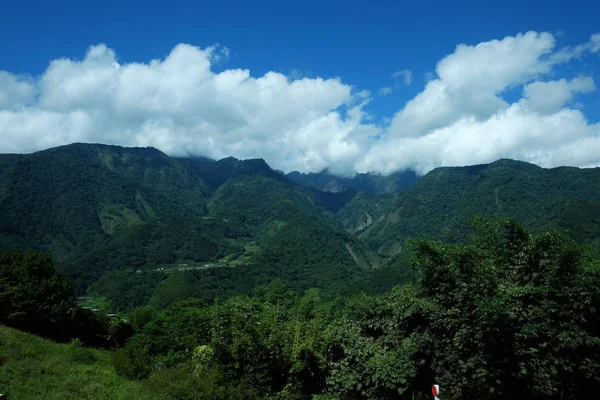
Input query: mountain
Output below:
<box><xmin>360</xmin><ymin>159</ymin><xmax>600</xmax><ymax>255</ymax></box>
<box><xmin>5</xmin><ymin>144</ymin><xmax>600</xmax><ymax>311</ymax></box>
<box><xmin>0</xmin><ymin>144</ymin><xmax>226</xmax><ymax>290</ymax></box>
<box><xmin>0</xmin><ymin>143</ymin><xmax>375</xmax><ymax>298</ymax></box>
<box><xmin>286</xmin><ymin>169</ymin><xmax>419</xmax><ymax>194</ymax></box>
<box><xmin>336</xmin><ymin>190</ymin><xmax>404</xmax><ymax>234</ymax></box>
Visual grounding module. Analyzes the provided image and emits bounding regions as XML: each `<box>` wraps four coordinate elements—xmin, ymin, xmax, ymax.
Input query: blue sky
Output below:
<box><xmin>1</xmin><ymin>0</ymin><xmax>599</xmax><ymax>174</ymax></box>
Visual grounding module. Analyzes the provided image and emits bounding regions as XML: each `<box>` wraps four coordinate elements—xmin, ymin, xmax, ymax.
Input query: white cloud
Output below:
<box><xmin>392</xmin><ymin>69</ymin><xmax>413</xmax><ymax>86</ymax></box>
<box><xmin>592</xmin><ymin>33</ymin><xmax>600</xmax><ymax>53</ymax></box>
<box><xmin>523</xmin><ymin>77</ymin><xmax>595</xmax><ymax>114</ymax></box>
<box><xmin>0</xmin><ymin>72</ymin><xmax>37</xmax><ymax>109</ymax></box>
<box><xmin>384</xmin><ymin>32</ymin><xmax>557</xmax><ymax>140</ymax></box>
<box><xmin>0</xmin><ymin>43</ymin><xmax>374</xmax><ymax>174</ymax></box>
<box><xmin>1</xmin><ymin>31</ymin><xmax>600</xmax><ymax>176</ymax></box>
<box><xmin>358</xmin><ymin>31</ymin><xmax>600</xmax><ymax>175</ymax></box>
<box><xmin>424</xmin><ymin>71</ymin><xmax>435</xmax><ymax>82</ymax></box>
<box><xmin>359</xmin><ymin>102</ymin><xmax>597</xmax><ymax>175</ymax></box>
<box><xmin>549</xmin><ymin>32</ymin><xmax>600</xmax><ymax>63</ymax></box>
<box><xmin>378</xmin><ymin>69</ymin><xmax>412</xmax><ymax>96</ymax></box>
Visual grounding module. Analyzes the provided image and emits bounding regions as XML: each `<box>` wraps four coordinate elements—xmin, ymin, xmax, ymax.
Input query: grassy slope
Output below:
<box><xmin>0</xmin><ymin>326</ymin><xmax>163</xmax><ymax>400</ymax></box>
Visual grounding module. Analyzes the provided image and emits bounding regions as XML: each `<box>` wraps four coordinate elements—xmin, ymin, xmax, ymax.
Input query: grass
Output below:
<box><xmin>0</xmin><ymin>325</ymin><xmax>164</xmax><ymax>400</ymax></box>
<box><xmin>77</xmin><ymin>296</ymin><xmax>111</xmax><ymax>312</ymax></box>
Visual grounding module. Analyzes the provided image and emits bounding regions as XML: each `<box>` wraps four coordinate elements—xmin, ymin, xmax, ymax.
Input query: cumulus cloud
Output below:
<box><xmin>523</xmin><ymin>77</ymin><xmax>595</xmax><ymax>114</ymax></box>
<box><xmin>0</xmin><ymin>72</ymin><xmax>37</xmax><ymax>109</ymax></box>
<box><xmin>358</xmin><ymin>31</ymin><xmax>600</xmax><ymax>175</ymax></box>
<box><xmin>1</xmin><ymin>31</ymin><xmax>600</xmax><ymax>176</ymax></box>
<box><xmin>0</xmin><ymin>43</ymin><xmax>376</xmax><ymax>174</ymax></box>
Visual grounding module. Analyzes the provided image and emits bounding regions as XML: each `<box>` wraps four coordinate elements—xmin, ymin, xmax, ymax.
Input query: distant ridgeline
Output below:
<box><xmin>2</xmin><ymin>143</ymin><xmax>600</xmax><ymax>310</ymax></box>
<box><xmin>358</xmin><ymin>159</ymin><xmax>600</xmax><ymax>255</ymax></box>
<box><xmin>285</xmin><ymin>168</ymin><xmax>419</xmax><ymax>194</ymax></box>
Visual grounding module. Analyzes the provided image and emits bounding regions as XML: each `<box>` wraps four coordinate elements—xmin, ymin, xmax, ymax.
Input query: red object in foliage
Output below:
<box><xmin>432</xmin><ymin>384</ymin><xmax>440</xmax><ymax>396</ymax></box>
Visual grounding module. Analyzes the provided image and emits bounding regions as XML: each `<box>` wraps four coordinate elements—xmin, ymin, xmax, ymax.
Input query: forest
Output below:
<box><xmin>1</xmin><ymin>218</ymin><xmax>599</xmax><ymax>399</ymax></box>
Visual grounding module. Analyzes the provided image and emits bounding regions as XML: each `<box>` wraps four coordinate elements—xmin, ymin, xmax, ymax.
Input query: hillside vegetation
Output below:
<box><xmin>0</xmin><ymin>144</ymin><xmax>377</xmax><ymax>307</ymax></box>
<box><xmin>359</xmin><ymin>159</ymin><xmax>600</xmax><ymax>254</ymax></box>
<box><xmin>5</xmin><ymin>144</ymin><xmax>600</xmax><ymax>311</ymax></box>
<box><xmin>3</xmin><ymin>219</ymin><xmax>596</xmax><ymax>399</ymax></box>
<box><xmin>0</xmin><ymin>326</ymin><xmax>162</xmax><ymax>400</ymax></box>
<box><xmin>2</xmin><ymin>149</ymin><xmax>600</xmax><ymax>398</ymax></box>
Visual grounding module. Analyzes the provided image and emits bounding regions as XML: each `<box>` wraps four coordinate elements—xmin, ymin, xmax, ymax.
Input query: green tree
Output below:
<box><xmin>0</xmin><ymin>251</ymin><xmax>75</xmax><ymax>340</ymax></box>
<box><xmin>130</xmin><ymin>305</ymin><xmax>157</xmax><ymax>331</ymax></box>
<box><xmin>108</xmin><ymin>317</ymin><xmax>133</xmax><ymax>349</ymax></box>
<box><xmin>411</xmin><ymin>218</ymin><xmax>600</xmax><ymax>399</ymax></box>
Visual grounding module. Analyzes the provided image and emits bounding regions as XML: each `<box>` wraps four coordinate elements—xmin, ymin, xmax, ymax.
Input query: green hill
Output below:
<box><xmin>0</xmin><ymin>144</ymin><xmax>375</xmax><ymax>302</ymax></box>
<box><xmin>5</xmin><ymin>144</ymin><xmax>600</xmax><ymax>311</ymax></box>
<box><xmin>0</xmin><ymin>145</ymin><xmax>230</xmax><ymax>291</ymax></box>
<box><xmin>336</xmin><ymin>190</ymin><xmax>404</xmax><ymax>234</ymax></box>
<box><xmin>0</xmin><ymin>325</ymin><xmax>162</xmax><ymax>400</ymax></box>
<box><xmin>360</xmin><ymin>159</ymin><xmax>600</xmax><ymax>254</ymax></box>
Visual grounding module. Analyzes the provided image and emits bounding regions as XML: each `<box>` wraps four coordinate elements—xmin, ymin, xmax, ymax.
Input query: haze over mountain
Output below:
<box><xmin>286</xmin><ymin>169</ymin><xmax>418</xmax><ymax>194</ymax></box>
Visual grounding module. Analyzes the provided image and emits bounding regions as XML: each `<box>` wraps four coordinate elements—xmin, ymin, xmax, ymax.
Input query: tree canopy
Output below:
<box><xmin>111</xmin><ymin>219</ymin><xmax>600</xmax><ymax>399</ymax></box>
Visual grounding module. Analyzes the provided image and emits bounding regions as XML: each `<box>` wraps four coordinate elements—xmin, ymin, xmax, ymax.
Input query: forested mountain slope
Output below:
<box><xmin>360</xmin><ymin>159</ymin><xmax>600</xmax><ymax>254</ymax></box>
<box><xmin>0</xmin><ymin>144</ymin><xmax>374</xmax><ymax>296</ymax></box>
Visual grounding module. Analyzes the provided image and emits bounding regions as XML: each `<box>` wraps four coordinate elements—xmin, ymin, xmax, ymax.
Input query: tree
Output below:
<box><xmin>411</xmin><ymin>218</ymin><xmax>600</xmax><ymax>399</ymax></box>
<box><xmin>108</xmin><ymin>317</ymin><xmax>133</xmax><ymax>349</ymax></box>
<box><xmin>0</xmin><ymin>251</ymin><xmax>75</xmax><ymax>340</ymax></box>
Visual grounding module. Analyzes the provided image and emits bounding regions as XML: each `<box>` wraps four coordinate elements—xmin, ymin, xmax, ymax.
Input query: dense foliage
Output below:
<box><xmin>0</xmin><ymin>251</ymin><xmax>74</xmax><ymax>339</ymax></box>
<box><xmin>0</xmin><ymin>251</ymin><xmax>129</xmax><ymax>347</ymax></box>
<box><xmin>0</xmin><ymin>146</ymin><xmax>226</xmax><ymax>291</ymax></box>
<box><xmin>110</xmin><ymin>220</ymin><xmax>599</xmax><ymax>399</ymax></box>
<box><xmin>3</xmin><ymin>144</ymin><xmax>600</xmax><ymax>399</ymax></box>
<box><xmin>89</xmin><ymin>210</ymin><xmax>376</xmax><ymax>312</ymax></box>
<box><xmin>0</xmin><ymin>144</ymin><xmax>374</xmax><ymax>295</ymax></box>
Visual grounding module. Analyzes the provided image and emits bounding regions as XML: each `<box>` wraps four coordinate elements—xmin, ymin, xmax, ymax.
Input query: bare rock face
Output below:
<box><xmin>323</xmin><ymin>180</ymin><xmax>344</xmax><ymax>193</ymax></box>
<box><xmin>354</xmin><ymin>212</ymin><xmax>373</xmax><ymax>232</ymax></box>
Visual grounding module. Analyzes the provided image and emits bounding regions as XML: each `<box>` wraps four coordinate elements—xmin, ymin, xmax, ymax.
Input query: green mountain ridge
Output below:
<box><xmin>4</xmin><ymin>144</ymin><xmax>600</xmax><ymax>308</ymax></box>
<box><xmin>360</xmin><ymin>158</ymin><xmax>600</xmax><ymax>254</ymax></box>
<box><xmin>0</xmin><ymin>143</ymin><xmax>375</xmax><ymax>300</ymax></box>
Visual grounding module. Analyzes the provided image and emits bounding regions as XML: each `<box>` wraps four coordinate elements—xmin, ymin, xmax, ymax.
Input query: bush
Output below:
<box><xmin>145</xmin><ymin>364</ymin><xmax>260</xmax><ymax>400</ymax></box>
<box><xmin>113</xmin><ymin>345</ymin><xmax>153</xmax><ymax>380</ymax></box>
<box><xmin>70</xmin><ymin>347</ymin><xmax>98</xmax><ymax>365</ymax></box>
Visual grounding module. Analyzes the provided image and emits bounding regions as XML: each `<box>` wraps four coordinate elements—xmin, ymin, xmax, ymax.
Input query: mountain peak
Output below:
<box><xmin>40</xmin><ymin>143</ymin><xmax>170</xmax><ymax>161</ymax></box>
<box><xmin>488</xmin><ymin>158</ymin><xmax>541</xmax><ymax>170</ymax></box>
